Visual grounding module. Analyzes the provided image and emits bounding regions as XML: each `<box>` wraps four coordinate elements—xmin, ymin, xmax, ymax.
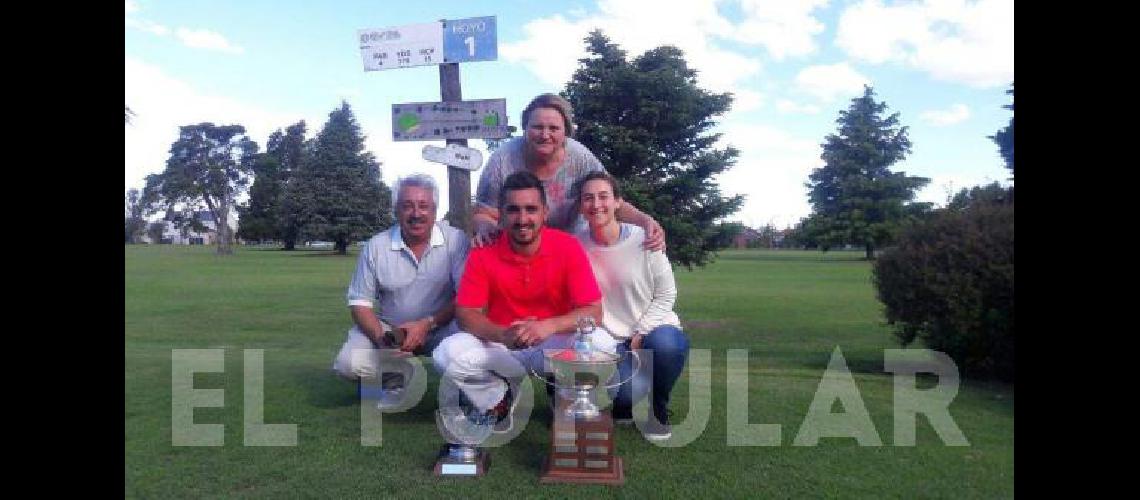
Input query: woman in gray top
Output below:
<box><xmin>471</xmin><ymin>93</ymin><xmax>666</xmax><ymax>250</ymax></box>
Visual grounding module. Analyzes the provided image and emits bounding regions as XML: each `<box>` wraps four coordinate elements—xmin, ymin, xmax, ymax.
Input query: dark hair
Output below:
<box><xmin>571</xmin><ymin>171</ymin><xmax>623</xmax><ymax>202</ymax></box>
<box><xmin>521</xmin><ymin>93</ymin><xmax>575</xmax><ymax>137</ymax></box>
<box><xmin>499</xmin><ymin>171</ymin><xmax>547</xmax><ymax>208</ymax></box>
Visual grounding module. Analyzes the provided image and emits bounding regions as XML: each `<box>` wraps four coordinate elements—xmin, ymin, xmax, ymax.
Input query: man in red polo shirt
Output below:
<box><xmin>432</xmin><ymin>171</ymin><xmax>617</xmax><ymax>433</ymax></box>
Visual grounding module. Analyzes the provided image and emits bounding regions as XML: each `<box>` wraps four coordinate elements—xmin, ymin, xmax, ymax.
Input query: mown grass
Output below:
<box><xmin>125</xmin><ymin>245</ymin><xmax>1013</xmax><ymax>498</ymax></box>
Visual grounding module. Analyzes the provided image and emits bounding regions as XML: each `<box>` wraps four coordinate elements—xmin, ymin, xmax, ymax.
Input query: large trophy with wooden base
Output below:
<box><xmin>535</xmin><ymin>317</ymin><xmax>640</xmax><ymax>485</ymax></box>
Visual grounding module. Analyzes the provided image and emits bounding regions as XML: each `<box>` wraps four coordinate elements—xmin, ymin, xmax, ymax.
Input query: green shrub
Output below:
<box><xmin>872</xmin><ymin>202</ymin><xmax>1014</xmax><ymax>381</ymax></box>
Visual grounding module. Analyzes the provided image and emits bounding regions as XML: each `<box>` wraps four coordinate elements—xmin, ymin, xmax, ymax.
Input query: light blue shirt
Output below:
<box><xmin>346</xmin><ymin>221</ymin><xmax>469</xmax><ymax>329</ymax></box>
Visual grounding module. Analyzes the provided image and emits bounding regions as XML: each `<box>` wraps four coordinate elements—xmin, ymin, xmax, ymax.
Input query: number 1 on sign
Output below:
<box><xmin>464</xmin><ymin>36</ymin><xmax>475</xmax><ymax>57</ymax></box>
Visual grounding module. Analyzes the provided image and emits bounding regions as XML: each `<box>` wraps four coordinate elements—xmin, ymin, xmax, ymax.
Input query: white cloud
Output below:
<box><xmin>126</xmin><ymin>17</ymin><xmax>170</xmax><ymax>36</ymax></box>
<box><xmin>124</xmin><ymin>57</ymin><xmax>307</xmax><ymax>192</ymax></box>
<box><xmin>835</xmin><ymin>0</ymin><xmax>1013</xmax><ymax>88</ymax></box>
<box><xmin>920</xmin><ymin>103</ymin><xmax>970</xmax><ymax>126</ymax></box>
<box><xmin>499</xmin><ymin>15</ymin><xmax>588</xmax><ymax>89</ymax></box>
<box><xmin>730</xmin><ymin>0</ymin><xmax>831</xmax><ymax>60</ymax></box>
<box><xmin>125</xmin><ymin>56</ymin><xmax>474</xmax><ymax>219</ymax></box>
<box><xmin>914</xmin><ymin>172</ymin><xmax>1007</xmax><ymax>208</ymax></box>
<box><xmin>125</xmin><ymin>1</ymin><xmax>170</xmax><ymax>37</ymax></box>
<box><xmin>793</xmin><ymin>62</ymin><xmax>870</xmax><ymax>102</ymax></box>
<box><xmin>717</xmin><ymin>124</ymin><xmax>822</xmax><ymax>228</ymax></box>
<box><xmin>732</xmin><ymin>89</ymin><xmax>764</xmax><ymax>113</ymax></box>
<box><xmin>500</xmin><ymin>0</ymin><xmax>761</xmax><ymax>101</ymax></box>
<box><xmin>176</xmin><ymin>28</ymin><xmax>245</xmax><ymax>54</ymax></box>
<box><xmin>776</xmin><ymin>99</ymin><xmax>821</xmax><ymax>114</ymax></box>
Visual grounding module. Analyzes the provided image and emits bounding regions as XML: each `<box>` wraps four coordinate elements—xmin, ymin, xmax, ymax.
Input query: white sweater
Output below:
<box><xmin>575</xmin><ymin>224</ymin><xmax>681</xmax><ymax>339</ymax></box>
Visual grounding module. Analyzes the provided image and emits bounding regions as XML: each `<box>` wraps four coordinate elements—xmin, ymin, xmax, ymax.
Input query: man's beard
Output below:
<box><xmin>509</xmin><ymin>223</ymin><xmax>540</xmax><ymax>245</ymax></box>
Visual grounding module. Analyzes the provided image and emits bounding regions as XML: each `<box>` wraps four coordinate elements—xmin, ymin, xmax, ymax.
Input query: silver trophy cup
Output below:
<box><xmin>537</xmin><ymin>317</ymin><xmax>641</xmax><ymax>420</ymax></box>
<box><xmin>433</xmin><ymin>405</ymin><xmax>493</xmax><ymax>476</ymax></box>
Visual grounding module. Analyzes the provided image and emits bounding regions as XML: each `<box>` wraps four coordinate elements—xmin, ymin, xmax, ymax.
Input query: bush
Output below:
<box><xmin>872</xmin><ymin>202</ymin><xmax>1014</xmax><ymax>381</ymax></box>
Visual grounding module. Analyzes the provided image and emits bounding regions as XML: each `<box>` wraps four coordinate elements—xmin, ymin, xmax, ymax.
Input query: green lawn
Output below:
<box><xmin>125</xmin><ymin>245</ymin><xmax>1013</xmax><ymax>498</ymax></box>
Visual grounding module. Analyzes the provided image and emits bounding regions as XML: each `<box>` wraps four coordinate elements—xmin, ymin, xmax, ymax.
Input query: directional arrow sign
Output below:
<box><xmin>392</xmin><ymin>98</ymin><xmax>508</xmax><ymax>141</ymax></box>
<box><xmin>422</xmin><ymin>144</ymin><xmax>483</xmax><ymax>171</ymax></box>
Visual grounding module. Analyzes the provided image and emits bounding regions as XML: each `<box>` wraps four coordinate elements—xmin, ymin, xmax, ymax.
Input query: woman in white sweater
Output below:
<box><xmin>573</xmin><ymin>171</ymin><xmax>690</xmax><ymax>441</ymax></box>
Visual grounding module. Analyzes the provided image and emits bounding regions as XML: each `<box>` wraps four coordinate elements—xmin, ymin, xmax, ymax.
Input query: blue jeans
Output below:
<box><xmin>611</xmin><ymin>325</ymin><xmax>690</xmax><ymax>418</ymax></box>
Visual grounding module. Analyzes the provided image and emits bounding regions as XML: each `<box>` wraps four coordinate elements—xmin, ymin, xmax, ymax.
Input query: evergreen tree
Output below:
<box><xmin>238</xmin><ymin>121</ymin><xmax>307</xmax><ymax>248</ymax></box>
<box><xmin>287</xmin><ymin>102</ymin><xmax>392</xmax><ymax>254</ymax></box>
<box><xmin>802</xmin><ymin>86</ymin><xmax>930</xmax><ymax>259</ymax></box>
<box><xmin>565</xmin><ymin>31</ymin><xmax>744</xmax><ymax>268</ymax></box>
<box><xmin>989</xmin><ymin>83</ymin><xmax>1014</xmax><ymax>176</ymax></box>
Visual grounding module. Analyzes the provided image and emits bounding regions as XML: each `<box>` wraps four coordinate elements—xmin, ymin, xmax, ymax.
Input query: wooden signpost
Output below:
<box><xmin>358</xmin><ymin>16</ymin><xmax>502</xmax><ymax>233</ymax></box>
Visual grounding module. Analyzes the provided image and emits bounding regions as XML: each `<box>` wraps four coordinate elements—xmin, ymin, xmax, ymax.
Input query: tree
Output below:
<box><xmin>147</xmin><ymin>221</ymin><xmax>166</xmax><ymax>244</ymax></box>
<box><xmin>124</xmin><ymin>188</ymin><xmax>146</xmax><ymax>243</ymax></box>
<box><xmin>802</xmin><ymin>86</ymin><xmax>930</xmax><ymax>259</ymax></box>
<box><xmin>565</xmin><ymin>31</ymin><xmax>744</xmax><ymax>268</ymax></box>
<box><xmin>141</xmin><ymin>123</ymin><xmax>258</xmax><ymax>255</ymax></box>
<box><xmin>989</xmin><ymin>83</ymin><xmax>1014</xmax><ymax>176</ymax></box>
<box><xmin>287</xmin><ymin>102</ymin><xmax>391</xmax><ymax>254</ymax></box>
<box><xmin>873</xmin><ymin>201</ymin><xmax>1014</xmax><ymax>380</ymax></box>
<box><xmin>238</xmin><ymin>121</ymin><xmax>308</xmax><ymax>249</ymax></box>
<box><xmin>947</xmin><ymin>181</ymin><xmax>1012</xmax><ymax>211</ymax></box>
<box><xmin>126</xmin><ymin>106</ymin><xmax>136</xmax><ymax>125</ymax></box>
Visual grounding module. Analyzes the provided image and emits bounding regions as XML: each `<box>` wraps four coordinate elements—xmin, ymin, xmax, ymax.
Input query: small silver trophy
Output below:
<box><xmin>433</xmin><ymin>405</ymin><xmax>493</xmax><ymax>476</ymax></box>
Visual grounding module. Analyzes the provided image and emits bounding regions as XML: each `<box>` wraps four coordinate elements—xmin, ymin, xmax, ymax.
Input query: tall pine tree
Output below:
<box><xmin>238</xmin><ymin>120</ymin><xmax>307</xmax><ymax>248</ymax></box>
<box><xmin>989</xmin><ymin>83</ymin><xmax>1013</xmax><ymax>176</ymax></box>
<box><xmin>287</xmin><ymin>102</ymin><xmax>391</xmax><ymax>254</ymax></box>
<box><xmin>802</xmin><ymin>86</ymin><xmax>929</xmax><ymax>259</ymax></box>
<box><xmin>565</xmin><ymin>31</ymin><xmax>744</xmax><ymax>268</ymax></box>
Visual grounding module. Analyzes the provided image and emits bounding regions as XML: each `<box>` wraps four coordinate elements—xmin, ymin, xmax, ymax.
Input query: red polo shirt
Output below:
<box><xmin>457</xmin><ymin>227</ymin><xmax>601</xmax><ymax>327</ymax></box>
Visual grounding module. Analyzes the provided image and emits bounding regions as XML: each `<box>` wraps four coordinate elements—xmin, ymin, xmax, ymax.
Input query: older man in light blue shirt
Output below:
<box><xmin>333</xmin><ymin>173</ymin><xmax>469</xmax><ymax>405</ymax></box>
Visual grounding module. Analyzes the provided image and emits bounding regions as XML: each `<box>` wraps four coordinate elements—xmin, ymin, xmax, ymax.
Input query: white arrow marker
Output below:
<box><xmin>422</xmin><ymin>144</ymin><xmax>483</xmax><ymax>171</ymax></box>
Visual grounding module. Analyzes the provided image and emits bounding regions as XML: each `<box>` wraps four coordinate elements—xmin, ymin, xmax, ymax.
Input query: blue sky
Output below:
<box><xmin>125</xmin><ymin>0</ymin><xmax>1013</xmax><ymax>228</ymax></box>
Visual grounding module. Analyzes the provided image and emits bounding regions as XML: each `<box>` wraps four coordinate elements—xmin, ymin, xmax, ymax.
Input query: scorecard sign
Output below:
<box><xmin>359</xmin><ymin>16</ymin><xmax>496</xmax><ymax>71</ymax></box>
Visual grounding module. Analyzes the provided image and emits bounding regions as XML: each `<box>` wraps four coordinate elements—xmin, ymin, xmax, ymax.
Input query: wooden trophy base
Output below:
<box><xmin>540</xmin><ymin>456</ymin><xmax>624</xmax><ymax>485</ymax></box>
<box><xmin>433</xmin><ymin>445</ymin><xmax>490</xmax><ymax>477</ymax></box>
<box><xmin>539</xmin><ymin>399</ymin><xmax>626</xmax><ymax>485</ymax></box>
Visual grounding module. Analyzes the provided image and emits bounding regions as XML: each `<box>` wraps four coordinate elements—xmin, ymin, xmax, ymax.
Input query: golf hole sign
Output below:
<box><xmin>359</xmin><ymin>16</ymin><xmax>496</xmax><ymax>71</ymax></box>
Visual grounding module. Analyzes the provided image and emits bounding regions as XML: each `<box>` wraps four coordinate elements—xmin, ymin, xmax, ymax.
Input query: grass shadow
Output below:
<box><xmin>789</xmin><ymin>350</ymin><xmax>887</xmax><ymax>376</ymax></box>
<box><xmin>292</xmin><ymin>252</ymin><xmax>356</xmax><ymax>258</ymax></box>
<box><xmin>715</xmin><ymin>250</ymin><xmax>870</xmax><ymax>263</ymax></box>
<box><xmin>296</xmin><ymin>367</ymin><xmax>360</xmax><ymax>409</ymax></box>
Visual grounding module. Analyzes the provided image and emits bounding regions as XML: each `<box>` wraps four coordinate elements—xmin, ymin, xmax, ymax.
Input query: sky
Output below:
<box><xmin>125</xmin><ymin>0</ymin><xmax>1013</xmax><ymax>229</ymax></box>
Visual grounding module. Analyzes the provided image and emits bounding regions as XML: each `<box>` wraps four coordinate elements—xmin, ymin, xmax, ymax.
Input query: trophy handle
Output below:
<box><xmin>528</xmin><ymin>366</ymin><xmax>560</xmax><ymax>387</ymax></box>
<box><xmin>528</xmin><ymin>350</ymin><xmax>642</xmax><ymax>390</ymax></box>
<box><xmin>602</xmin><ymin>349</ymin><xmax>641</xmax><ymax>390</ymax></box>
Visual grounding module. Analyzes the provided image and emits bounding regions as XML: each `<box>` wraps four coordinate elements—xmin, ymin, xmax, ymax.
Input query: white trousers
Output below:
<box><xmin>332</xmin><ymin>322</ymin><xmax>457</xmax><ymax>383</ymax></box>
<box><xmin>431</xmin><ymin>329</ymin><xmax>617</xmax><ymax>412</ymax></box>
